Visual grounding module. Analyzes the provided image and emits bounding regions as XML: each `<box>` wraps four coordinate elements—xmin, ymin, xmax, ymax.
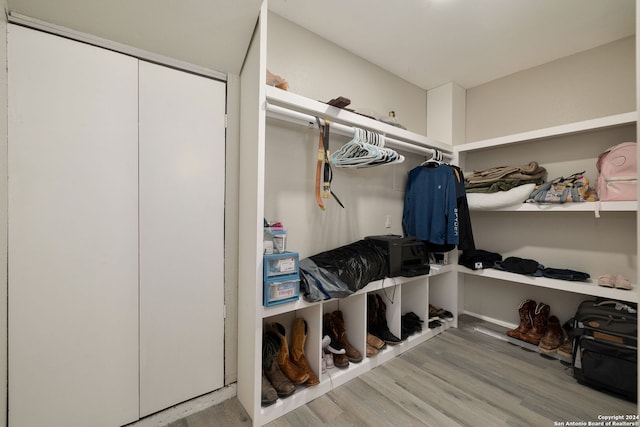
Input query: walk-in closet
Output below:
<box><xmin>0</xmin><ymin>1</ymin><xmax>636</xmax><ymax>426</ymax></box>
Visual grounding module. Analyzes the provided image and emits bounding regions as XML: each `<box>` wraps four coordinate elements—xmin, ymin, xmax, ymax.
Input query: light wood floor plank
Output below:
<box><xmin>174</xmin><ymin>315</ymin><xmax>637</xmax><ymax>426</ymax></box>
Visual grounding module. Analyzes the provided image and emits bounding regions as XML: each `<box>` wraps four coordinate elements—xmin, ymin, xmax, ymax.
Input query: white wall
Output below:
<box><xmin>466</xmin><ymin>36</ymin><xmax>635</xmax><ymax>142</ymax></box>
<box><xmin>264</xmin><ymin>12</ymin><xmax>430</xmax><ymax>257</ymax></box>
<box><xmin>0</xmin><ymin>2</ymin><xmax>7</xmax><ymax>426</ymax></box>
<box><xmin>267</xmin><ymin>11</ymin><xmax>428</xmax><ymax>136</ymax></box>
<box><xmin>264</xmin><ymin>122</ymin><xmax>422</xmax><ymax>258</ymax></box>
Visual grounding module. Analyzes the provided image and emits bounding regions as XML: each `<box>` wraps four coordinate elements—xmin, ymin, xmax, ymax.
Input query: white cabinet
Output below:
<box><xmin>8</xmin><ymin>24</ymin><xmax>140</xmax><ymax>427</ymax></box>
<box><xmin>455</xmin><ymin>112</ymin><xmax>638</xmax><ymax>326</ymax></box>
<box><xmin>8</xmin><ymin>25</ymin><xmax>227</xmax><ymax>426</ymax></box>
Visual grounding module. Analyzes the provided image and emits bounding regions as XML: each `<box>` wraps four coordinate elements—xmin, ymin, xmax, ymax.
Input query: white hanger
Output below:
<box><xmin>331</xmin><ymin>127</ymin><xmax>405</xmax><ymax>168</ymax></box>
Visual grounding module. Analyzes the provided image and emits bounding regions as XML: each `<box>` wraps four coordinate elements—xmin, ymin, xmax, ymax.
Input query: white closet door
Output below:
<box><xmin>8</xmin><ymin>25</ymin><xmax>139</xmax><ymax>427</ymax></box>
<box><xmin>139</xmin><ymin>61</ymin><xmax>226</xmax><ymax>415</ymax></box>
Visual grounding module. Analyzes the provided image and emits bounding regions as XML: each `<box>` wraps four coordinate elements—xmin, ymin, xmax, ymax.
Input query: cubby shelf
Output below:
<box><xmin>258</xmin><ymin>318</ymin><xmax>454</xmax><ymax>425</ymax></box>
<box><xmin>260</xmin><ymin>264</ymin><xmax>454</xmax><ymax>318</ymax></box>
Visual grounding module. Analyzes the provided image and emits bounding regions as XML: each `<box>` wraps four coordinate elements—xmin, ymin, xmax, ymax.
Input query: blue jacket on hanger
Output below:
<box><xmin>403</xmin><ymin>164</ymin><xmax>458</xmax><ymax>246</ymax></box>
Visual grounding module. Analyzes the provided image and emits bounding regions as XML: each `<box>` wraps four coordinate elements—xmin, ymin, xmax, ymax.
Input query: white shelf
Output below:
<box><xmin>260</xmin><ymin>264</ymin><xmax>455</xmax><ymax>318</ymax></box>
<box><xmin>265</xmin><ymin>85</ymin><xmax>453</xmax><ymax>155</ymax></box>
<box><xmin>470</xmin><ymin>200</ymin><xmax>637</xmax><ymax>212</ymax></box>
<box><xmin>455</xmin><ymin>111</ymin><xmax>637</xmax><ymax>153</ymax></box>
<box><xmin>458</xmin><ymin>266</ymin><xmax>638</xmax><ymax>303</ymax></box>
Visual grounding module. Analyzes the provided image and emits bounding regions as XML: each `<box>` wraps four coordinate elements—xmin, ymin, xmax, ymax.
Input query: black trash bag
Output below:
<box><xmin>309</xmin><ymin>239</ymin><xmax>388</xmax><ymax>293</ymax></box>
<box><xmin>299</xmin><ymin>258</ymin><xmax>352</xmax><ymax>302</ymax></box>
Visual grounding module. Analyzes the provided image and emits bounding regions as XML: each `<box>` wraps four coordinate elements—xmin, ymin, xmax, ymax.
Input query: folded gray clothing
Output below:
<box><xmin>465</xmin><ymin>177</ymin><xmax>545</xmax><ymax>193</ymax></box>
<box><xmin>466</xmin><ymin>161</ymin><xmax>547</xmax><ymax>184</ymax></box>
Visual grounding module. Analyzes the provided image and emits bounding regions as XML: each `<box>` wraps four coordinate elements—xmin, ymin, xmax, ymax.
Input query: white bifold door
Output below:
<box><xmin>138</xmin><ymin>61</ymin><xmax>225</xmax><ymax>416</ymax></box>
<box><xmin>8</xmin><ymin>24</ymin><xmax>225</xmax><ymax>427</ymax></box>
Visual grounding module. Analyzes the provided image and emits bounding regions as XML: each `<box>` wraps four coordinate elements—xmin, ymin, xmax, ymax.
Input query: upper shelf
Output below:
<box><xmin>456</xmin><ymin>112</ymin><xmax>637</xmax><ymax>153</ymax></box>
<box><xmin>264</xmin><ymin>85</ymin><xmax>453</xmax><ymax>156</ymax></box>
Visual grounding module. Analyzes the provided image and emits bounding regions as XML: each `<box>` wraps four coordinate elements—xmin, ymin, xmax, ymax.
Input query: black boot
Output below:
<box><xmin>369</xmin><ymin>294</ymin><xmax>402</xmax><ymax>345</ymax></box>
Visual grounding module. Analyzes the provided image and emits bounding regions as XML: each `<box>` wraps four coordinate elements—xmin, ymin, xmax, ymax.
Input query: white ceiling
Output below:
<box><xmin>6</xmin><ymin>0</ymin><xmax>263</xmax><ymax>75</ymax></box>
<box><xmin>6</xmin><ymin>0</ymin><xmax>636</xmax><ymax>89</ymax></box>
<box><xmin>269</xmin><ymin>0</ymin><xmax>636</xmax><ymax>90</ymax></box>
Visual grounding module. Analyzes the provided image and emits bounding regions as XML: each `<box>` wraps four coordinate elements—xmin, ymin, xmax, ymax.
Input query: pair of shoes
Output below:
<box><xmin>321</xmin><ymin>336</ymin><xmax>335</xmax><ymax>372</ymax></box>
<box><xmin>556</xmin><ymin>339</ymin><xmax>573</xmax><ymax>359</ymax></box>
<box><xmin>262</xmin><ymin>331</ymin><xmax>294</xmax><ymax>404</ymax></box>
<box><xmin>556</xmin><ymin>320</ymin><xmax>575</xmax><ymax>359</ymax></box>
<box><xmin>367</xmin><ymin>294</ymin><xmax>402</xmax><ymax>345</ymax></box>
<box><xmin>429</xmin><ymin>304</ymin><xmax>454</xmax><ymax>320</ymax></box>
<box><xmin>538</xmin><ymin>315</ymin><xmax>564</xmax><ymax>354</ymax></box>
<box><xmin>506</xmin><ymin>299</ymin><xmax>551</xmax><ymax>345</ymax></box>
<box><xmin>598</xmin><ymin>273</ymin><xmax>632</xmax><ymax>290</ymax></box>
<box><xmin>401</xmin><ymin>312</ymin><xmax>423</xmax><ymax>339</ymax></box>
<box><xmin>428</xmin><ymin>319</ymin><xmax>442</xmax><ymax>328</ymax></box>
<box><xmin>266</xmin><ymin>321</ymin><xmax>319</xmax><ymax>387</ymax></box>
<box><xmin>323</xmin><ymin>311</ymin><xmax>362</xmax><ymax>368</ymax></box>
<box><xmin>366</xmin><ymin>333</ymin><xmax>385</xmax><ymax>357</ymax></box>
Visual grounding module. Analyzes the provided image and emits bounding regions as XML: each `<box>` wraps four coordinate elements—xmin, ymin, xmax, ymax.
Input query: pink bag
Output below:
<box><xmin>596</xmin><ymin>142</ymin><xmax>637</xmax><ymax>201</ymax></box>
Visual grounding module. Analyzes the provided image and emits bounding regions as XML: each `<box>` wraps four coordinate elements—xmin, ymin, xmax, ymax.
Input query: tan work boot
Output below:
<box><xmin>290</xmin><ymin>318</ymin><xmax>320</xmax><ymax>386</ymax></box>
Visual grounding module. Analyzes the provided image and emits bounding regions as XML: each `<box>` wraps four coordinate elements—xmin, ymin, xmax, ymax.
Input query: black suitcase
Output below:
<box><xmin>571</xmin><ymin>298</ymin><xmax>637</xmax><ymax>401</ymax></box>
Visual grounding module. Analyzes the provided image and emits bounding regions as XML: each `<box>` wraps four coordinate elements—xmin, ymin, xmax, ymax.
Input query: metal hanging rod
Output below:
<box><xmin>265</xmin><ymin>102</ymin><xmax>453</xmax><ymax>160</ymax></box>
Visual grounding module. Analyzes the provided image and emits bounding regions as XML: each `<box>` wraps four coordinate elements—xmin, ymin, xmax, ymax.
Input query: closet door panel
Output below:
<box><xmin>139</xmin><ymin>61</ymin><xmax>226</xmax><ymax>416</ymax></box>
<box><xmin>8</xmin><ymin>25</ymin><xmax>139</xmax><ymax>427</ymax></box>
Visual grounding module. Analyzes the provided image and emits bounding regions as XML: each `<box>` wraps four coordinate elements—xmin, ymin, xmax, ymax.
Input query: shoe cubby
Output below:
<box><xmin>257</xmin><ymin>272</ymin><xmax>457</xmax><ymax>423</ymax></box>
<box><xmin>321</xmin><ymin>293</ymin><xmax>367</xmax><ymax>372</ymax></box>
<box><xmin>400</xmin><ymin>277</ymin><xmax>429</xmax><ymax>331</ymax></box>
<box><xmin>430</xmin><ymin>271</ymin><xmax>459</xmax><ymax>328</ymax></box>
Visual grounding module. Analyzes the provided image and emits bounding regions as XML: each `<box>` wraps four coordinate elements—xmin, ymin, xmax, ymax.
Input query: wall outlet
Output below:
<box><xmin>385</xmin><ymin>214</ymin><xmax>392</xmax><ymax>229</ymax></box>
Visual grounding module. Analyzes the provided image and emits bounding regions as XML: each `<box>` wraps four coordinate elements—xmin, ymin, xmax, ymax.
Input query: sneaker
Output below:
<box><xmin>323</xmin><ymin>351</ymin><xmax>334</xmax><ymax>369</ymax></box>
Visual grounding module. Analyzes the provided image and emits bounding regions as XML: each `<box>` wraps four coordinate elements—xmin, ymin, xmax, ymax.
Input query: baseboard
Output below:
<box><xmin>126</xmin><ymin>384</ymin><xmax>237</xmax><ymax>427</ymax></box>
<box><xmin>462</xmin><ymin>310</ymin><xmax>518</xmax><ymax>330</ymax></box>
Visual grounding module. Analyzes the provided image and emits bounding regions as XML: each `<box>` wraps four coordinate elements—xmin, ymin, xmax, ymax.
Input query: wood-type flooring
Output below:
<box><xmin>169</xmin><ymin>315</ymin><xmax>637</xmax><ymax>426</ymax></box>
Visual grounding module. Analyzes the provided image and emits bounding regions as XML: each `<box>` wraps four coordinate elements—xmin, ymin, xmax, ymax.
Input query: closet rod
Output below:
<box><xmin>265</xmin><ymin>102</ymin><xmax>453</xmax><ymax>159</ymax></box>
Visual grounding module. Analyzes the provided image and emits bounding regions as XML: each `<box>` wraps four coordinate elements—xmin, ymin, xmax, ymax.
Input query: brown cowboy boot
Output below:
<box><xmin>290</xmin><ymin>318</ymin><xmax>320</xmax><ymax>386</ymax></box>
<box><xmin>506</xmin><ymin>299</ymin><xmax>536</xmax><ymax>340</ymax></box>
<box><xmin>323</xmin><ymin>313</ymin><xmax>349</xmax><ymax>368</ymax></box>
<box><xmin>538</xmin><ymin>315</ymin><xmax>563</xmax><ymax>354</ymax></box>
<box><xmin>522</xmin><ymin>302</ymin><xmax>550</xmax><ymax>345</ymax></box>
<box><xmin>268</xmin><ymin>322</ymin><xmax>310</xmax><ymax>384</ymax></box>
<box><xmin>332</xmin><ymin>310</ymin><xmax>363</xmax><ymax>363</ymax></box>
